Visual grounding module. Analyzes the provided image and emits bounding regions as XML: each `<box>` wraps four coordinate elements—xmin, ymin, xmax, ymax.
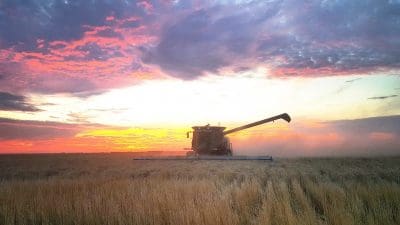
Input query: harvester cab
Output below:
<box><xmin>186</xmin><ymin>113</ymin><xmax>291</xmax><ymax>156</ymax></box>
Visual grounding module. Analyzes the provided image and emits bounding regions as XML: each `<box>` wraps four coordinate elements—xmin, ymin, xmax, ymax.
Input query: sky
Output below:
<box><xmin>0</xmin><ymin>0</ymin><xmax>399</xmax><ymax>156</ymax></box>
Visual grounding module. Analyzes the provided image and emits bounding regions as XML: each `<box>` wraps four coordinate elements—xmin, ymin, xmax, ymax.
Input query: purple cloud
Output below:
<box><xmin>0</xmin><ymin>0</ymin><xmax>149</xmax><ymax>50</ymax></box>
<box><xmin>0</xmin><ymin>92</ymin><xmax>40</xmax><ymax>112</ymax></box>
<box><xmin>0</xmin><ymin>117</ymin><xmax>78</xmax><ymax>140</ymax></box>
<box><xmin>144</xmin><ymin>0</ymin><xmax>400</xmax><ymax>78</ymax></box>
<box><xmin>1</xmin><ymin>0</ymin><xmax>400</xmax><ymax>94</ymax></box>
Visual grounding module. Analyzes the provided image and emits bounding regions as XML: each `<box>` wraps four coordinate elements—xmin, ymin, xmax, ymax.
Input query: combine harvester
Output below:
<box><xmin>133</xmin><ymin>113</ymin><xmax>291</xmax><ymax>161</ymax></box>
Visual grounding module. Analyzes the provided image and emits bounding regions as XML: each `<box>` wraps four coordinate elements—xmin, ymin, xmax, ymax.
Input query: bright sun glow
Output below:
<box><xmin>5</xmin><ymin>68</ymin><xmax>397</xmax><ymax>129</ymax></box>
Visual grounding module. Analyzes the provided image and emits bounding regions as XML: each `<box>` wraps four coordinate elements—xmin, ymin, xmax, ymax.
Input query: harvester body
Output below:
<box><xmin>187</xmin><ymin>113</ymin><xmax>291</xmax><ymax>156</ymax></box>
<box><xmin>190</xmin><ymin>126</ymin><xmax>231</xmax><ymax>156</ymax></box>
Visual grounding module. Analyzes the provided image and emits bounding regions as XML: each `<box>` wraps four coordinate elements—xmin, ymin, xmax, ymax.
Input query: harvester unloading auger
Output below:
<box><xmin>133</xmin><ymin>113</ymin><xmax>291</xmax><ymax>161</ymax></box>
<box><xmin>186</xmin><ymin>113</ymin><xmax>291</xmax><ymax>158</ymax></box>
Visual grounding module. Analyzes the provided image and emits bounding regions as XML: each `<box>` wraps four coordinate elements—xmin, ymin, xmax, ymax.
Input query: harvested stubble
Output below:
<box><xmin>0</xmin><ymin>154</ymin><xmax>399</xmax><ymax>225</ymax></box>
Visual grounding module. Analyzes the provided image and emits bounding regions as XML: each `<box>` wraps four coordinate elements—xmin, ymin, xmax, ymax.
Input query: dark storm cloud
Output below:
<box><xmin>144</xmin><ymin>0</ymin><xmax>400</xmax><ymax>79</ymax></box>
<box><xmin>0</xmin><ymin>0</ymin><xmax>145</xmax><ymax>50</ymax></box>
<box><xmin>0</xmin><ymin>92</ymin><xmax>40</xmax><ymax>112</ymax></box>
<box><xmin>368</xmin><ymin>95</ymin><xmax>398</xmax><ymax>100</ymax></box>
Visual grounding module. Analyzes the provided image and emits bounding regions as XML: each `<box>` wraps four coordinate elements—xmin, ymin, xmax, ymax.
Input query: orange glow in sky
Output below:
<box><xmin>0</xmin><ymin>1</ymin><xmax>399</xmax><ymax>156</ymax></box>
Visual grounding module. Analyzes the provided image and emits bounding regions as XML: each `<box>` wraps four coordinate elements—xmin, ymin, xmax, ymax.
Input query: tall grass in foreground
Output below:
<box><xmin>0</xmin><ymin>154</ymin><xmax>399</xmax><ymax>225</ymax></box>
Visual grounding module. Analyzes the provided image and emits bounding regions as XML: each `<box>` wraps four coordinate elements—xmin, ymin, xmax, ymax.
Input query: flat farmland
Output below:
<box><xmin>0</xmin><ymin>154</ymin><xmax>399</xmax><ymax>225</ymax></box>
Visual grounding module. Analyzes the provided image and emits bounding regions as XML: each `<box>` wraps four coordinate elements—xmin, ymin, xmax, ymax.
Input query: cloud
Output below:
<box><xmin>0</xmin><ymin>21</ymin><xmax>158</xmax><ymax>94</ymax></box>
<box><xmin>144</xmin><ymin>0</ymin><xmax>400</xmax><ymax>79</ymax></box>
<box><xmin>0</xmin><ymin>92</ymin><xmax>40</xmax><ymax>111</ymax></box>
<box><xmin>0</xmin><ymin>117</ymin><xmax>108</xmax><ymax>141</ymax></box>
<box><xmin>368</xmin><ymin>95</ymin><xmax>398</xmax><ymax>100</ymax></box>
<box><xmin>0</xmin><ymin>117</ymin><xmax>79</xmax><ymax>140</ymax></box>
<box><xmin>143</xmin><ymin>2</ymin><xmax>281</xmax><ymax>78</ymax></box>
<box><xmin>0</xmin><ymin>70</ymin><xmax>98</xmax><ymax>94</ymax></box>
<box><xmin>0</xmin><ymin>0</ymin><xmax>150</xmax><ymax>49</ymax></box>
<box><xmin>0</xmin><ymin>0</ymin><xmax>158</xmax><ymax>94</ymax></box>
<box><xmin>1</xmin><ymin>0</ymin><xmax>400</xmax><ymax>94</ymax></box>
<box><xmin>345</xmin><ymin>78</ymin><xmax>362</xmax><ymax>83</ymax></box>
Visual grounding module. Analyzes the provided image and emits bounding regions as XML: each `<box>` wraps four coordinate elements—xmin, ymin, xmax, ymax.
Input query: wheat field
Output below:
<box><xmin>0</xmin><ymin>154</ymin><xmax>399</xmax><ymax>225</ymax></box>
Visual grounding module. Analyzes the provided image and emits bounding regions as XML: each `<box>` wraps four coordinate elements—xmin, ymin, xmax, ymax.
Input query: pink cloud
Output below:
<box><xmin>0</xmin><ymin>16</ymin><xmax>162</xmax><ymax>94</ymax></box>
<box><xmin>137</xmin><ymin>1</ymin><xmax>154</xmax><ymax>13</ymax></box>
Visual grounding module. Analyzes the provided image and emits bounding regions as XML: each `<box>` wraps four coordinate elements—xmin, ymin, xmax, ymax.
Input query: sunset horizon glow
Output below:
<box><xmin>0</xmin><ymin>0</ymin><xmax>399</xmax><ymax>156</ymax></box>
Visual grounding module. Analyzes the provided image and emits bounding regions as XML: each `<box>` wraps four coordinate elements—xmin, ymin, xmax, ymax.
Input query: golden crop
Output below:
<box><xmin>0</xmin><ymin>154</ymin><xmax>399</xmax><ymax>225</ymax></box>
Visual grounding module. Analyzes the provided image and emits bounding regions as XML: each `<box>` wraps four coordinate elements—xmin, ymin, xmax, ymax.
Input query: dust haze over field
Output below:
<box><xmin>0</xmin><ymin>154</ymin><xmax>399</xmax><ymax>225</ymax></box>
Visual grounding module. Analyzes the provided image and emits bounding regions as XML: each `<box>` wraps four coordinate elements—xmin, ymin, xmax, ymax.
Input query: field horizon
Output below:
<box><xmin>1</xmin><ymin>151</ymin><xmax>400</xmax><ymax>157</ymax></box>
